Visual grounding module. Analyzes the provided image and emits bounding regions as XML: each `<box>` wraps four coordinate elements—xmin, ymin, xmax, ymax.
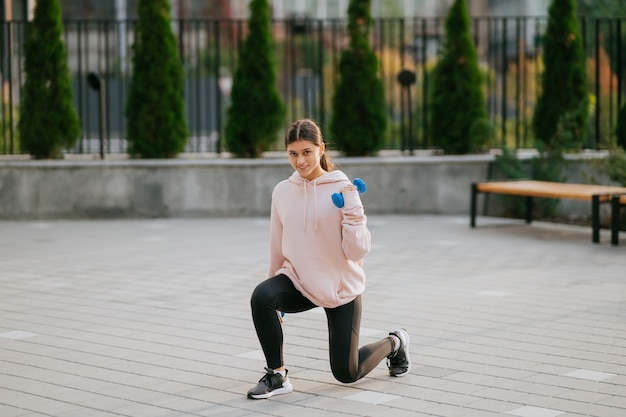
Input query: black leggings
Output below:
<box><xmin>250</xmin><ymin>274</ymin><xmax>395</xmax><ymax>383</ymax></box>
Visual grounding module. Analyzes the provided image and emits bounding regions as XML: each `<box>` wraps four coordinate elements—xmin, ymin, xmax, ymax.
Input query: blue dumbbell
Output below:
<box><xmin>332</xmin><ymin>178</ymin><xmax>366</xmax><ymax>208</ymax></box>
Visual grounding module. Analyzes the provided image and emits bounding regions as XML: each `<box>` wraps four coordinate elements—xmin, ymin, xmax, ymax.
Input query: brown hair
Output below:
<box><xmin>284</xmin><ymin>119</ymin><xmax>335</xmax><ymax>171</ymax></box>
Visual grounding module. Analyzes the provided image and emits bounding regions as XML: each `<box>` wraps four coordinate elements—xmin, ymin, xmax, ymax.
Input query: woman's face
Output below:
<box><xmin>287</xmin><ymin>140</ymin><xmax>325</xmax><ymax>181</ymax></box>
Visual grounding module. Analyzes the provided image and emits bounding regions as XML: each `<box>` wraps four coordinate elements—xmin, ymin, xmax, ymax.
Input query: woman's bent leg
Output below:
<box><xmin>326</xmin><ymin>295</ymin><xmax>395</xmax><ymax>383</ymax></box>
<box><xmin>250</xmin><ymin>274</ymin><xmax>316</xmax><ymax>369</ymax></box>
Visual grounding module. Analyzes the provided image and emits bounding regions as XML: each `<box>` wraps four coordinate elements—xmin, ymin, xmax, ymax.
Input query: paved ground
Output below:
<box><xmin>1</xmin><ymin>215</ymin><xmax>625</xmax><ymax>417</ymax></box>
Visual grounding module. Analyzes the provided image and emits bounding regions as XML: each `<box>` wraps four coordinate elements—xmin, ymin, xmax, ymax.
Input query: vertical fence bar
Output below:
<box><xmin>595</xmin><ymin>18</ymin><xmax>601</xmax><ymax>150</ymax></box>
<box><xmin>1</xmin><ymin>19</ymin><xmax>7</xmax><ymax>153</ymax></box>
<box><xmin>179</xmin><ymin>19</ymin><xmax>189</xmax><ymax>151</ymax></box>
<box><xmin>534</xmin><ymin>16</ymin><xmax>541</xmax><ymax>137</ymax></box>
<box><xmin>580</xmin><ymin>14</ymin><xmax>587</xmax><ymax>145</ymax></box>
<box><xmin>484</xmin><ymin>17</ymin><xmax>490</xmax><ymax>122</ymax></box>
<box><xmin>214</xmin><ymin>20</ymin><xmax>222</xmax><ymax>154</ymax></box>
<box><xmin>6</xmin><ymin>20</ymin><xmax>14</xmax><ymax>154</ymax></box>
<box><xmin>614</xmin><ymin>20</ymin><xmax>622</xmax><ymax>145</ymax></box>
<box><xmin>282</xmin><ymin>19</ymin><xmax>290</xmax><ymax>126</ymax></box>
<box><xmin>501</xmin><ymin>18</ymin><xmax>508</xmax><ymax>147</ymax></box>
<box><xmin>579</xmin><ymin>15</ymin><xmax>590</xmax><ymax>147</ymax></box>
<box><xmin>287</xmin><ymin>18</ymin><xmax>295</xmax><ymax>125</ymax></box>
<box><xmin>105</xmin><ymin>20</ymin><xmax>112</xmax><ymax>153</ymax></box>
<box><xmin>121</xmin><ymin>19</ymin><xmax>132</xmax><ymax>152</ymax></box>
<box><xmin>609</xmin><ymin>19</ymin><xmax>615</xmax><ymax>140</ymax></box>
<box><xmin>419</xmin><ymin>18</ymin><xmax>426</xmax><ymax>149</ymax></box>
<box><xmin>16</xmin><ymin>20</ymin><xmax>25</xmax><ymax>153</ymax></box>
<box><xmin>182</xmin><ymin>19</ymin><xmax>191</xmax><ymax>151</ymax></box>
<box><xmin>382</xmin><ymin>18</ymin><xmax>395</xmax><ymax>148</ymax></box>
<box><xmin>116</xmin><ymin>20</ymin><xmax>125</xmax><ymax>152</ymax></box>
<box><xmin>305</xmin><ymin>18</ymin><xmax>313</xmax><ymax>118</ymax></box>
<box><xmin>79</xmin><ymin>20</ymin><xmax>89</xmax><ymax>153</ymax></box>
<box><xmin>398</xmin><ymin>17</ymin><xmax>406</xmax><ymax>152</ymax></box>
<box><xmin>195</xmin><ymin>19</ymin><xmax>202</xmax><ymax>152</ymax></box>
<box><xmin>515</xmin><ymin>17</ymin><xmax>521</xmax><ymax>148</ymax></box>
<box><xmin>7</xmin><ymin>20</ymin><xmax>13</xmax><ymax>152</ymax></box>
<box><xmin>520</xmin><ymin>18</ymin><xmax>528</xmax><ymax>146</ymax></box>
<box><xmin>618</xmin><ymin>19</ymin><xmax>622</xmax><ymax>119</ymax></box>
<box><xmin>487</xmin><ymin>17</ymin><xmax>496</xmax><ymax>129</ymax></box>
<box><xmin>317</xmin><ymin>19</ymin><xmax>325</xmax><ymax>127</ymax></box>
<box><xmin>0</xmin><ymin>15</ymin><xmax>4</xmax><ymax>153</ymax></box>
<box><xmin>98</xmin><ymin>20</ymin><xmax>103</xmax><ymax>154</ymax></box>
<box><xmin>115</xmin><ymin>17</ymin><xmax>126</xmax><ymax>152</ymax></box>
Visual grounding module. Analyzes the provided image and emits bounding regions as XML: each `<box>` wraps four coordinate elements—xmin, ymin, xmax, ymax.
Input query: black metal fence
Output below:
<box><xmin>1</xmin><ymin>16</ymin><xmax>625</xmax><ymax>156</ymax></box>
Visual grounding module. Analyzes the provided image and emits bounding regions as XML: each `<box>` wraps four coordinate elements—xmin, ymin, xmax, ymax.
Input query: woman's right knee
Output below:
<box><xmin>331</xmin><ymin>367</ymin><xmax>357</xmax><ymax>384</ymax></box>
<box><xmin>251</xmin><ymin>280</ymin><xmax>274</xmax><ymax>310</ymax></box>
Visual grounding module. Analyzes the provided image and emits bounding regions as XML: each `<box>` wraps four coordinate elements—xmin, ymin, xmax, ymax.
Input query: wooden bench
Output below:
<box><xmin>470</xmin><ymin>180</ymin><xmax>626</xmax><ymax>245</ymax></box>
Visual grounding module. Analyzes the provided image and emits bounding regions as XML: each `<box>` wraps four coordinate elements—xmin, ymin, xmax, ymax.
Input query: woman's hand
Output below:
<box><xmin>340</xmin><ymin>184</ymin><xmax>356</xmax><ymax>193</ymax></box>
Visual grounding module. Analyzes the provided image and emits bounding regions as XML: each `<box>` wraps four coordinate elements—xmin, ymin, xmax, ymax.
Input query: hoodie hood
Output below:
<box><xmin>287</xmin><ymin>170</ymin><xmax>349</xmax><ymax>186</ymax></box>
<box><xmin>288</xmin><ymin>170</ymin><xmax>349</xmax><ymax>231</ymax></box>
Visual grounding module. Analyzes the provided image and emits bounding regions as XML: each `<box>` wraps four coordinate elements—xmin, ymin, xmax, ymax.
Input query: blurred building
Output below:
<box><xmin>4</xmin><ymin>1</ymin><xmax>550</xmax><ymax>21</ymax></box>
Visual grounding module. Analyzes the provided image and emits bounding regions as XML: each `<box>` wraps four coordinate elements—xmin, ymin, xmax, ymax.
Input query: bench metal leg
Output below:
<box><xmin>612</xmin><ymin>196</ymin><xmax>621</xmax><ymax>246</ymax></box>
<box><xmin>525</xmin><ymin>196</ymin><xmax>533</xmax><ymax>224</ymax></box>
<box><xmin>592</xmin><ymin>195</ymin><xmax>600</xmax><ymax>243</ymax></box>
<box><xmin>470</xmin><ymin>183</ymin><xmax>477</xmax><ymax>227</ymax></box>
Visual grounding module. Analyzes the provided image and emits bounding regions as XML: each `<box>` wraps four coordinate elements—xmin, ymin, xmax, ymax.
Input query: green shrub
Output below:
<box><xmin>330</xmin><ymin>0</ymin><xmax>386</xmax><ymax>156</ymax></box>
<box><xmin>494</xmin><ymin>147</ymin><xmax>526</xmax><ymax>180</ymax></box>
<box><xmin>429</xmin><ymin>0</ymin><xmax>490</xmax><ymax>154</ymax></box>
<box><xmin>126</xmin><ymin>0</ymin><xmax>188</xmax><ymax>158</ymax></box>
<box><xmin>590</xmin><ymin>144</ymin><xmax>626</xmax><ymax>229</ymax></box>
<box><xmin>18</xmin><ymin>0</ymin><xmax>80</xmax><ymax>159</ymax></box>
<box><xmin>601</xmin><ymin>146</ymin><xmax>626</xmax><ymax>186</ymax></box>
<box><xmin>532</xmin><ymin>0</ymin><xmax>587</xmax><ymax>151</ymax></box>
<box><xmin>224</xmin><ymin>0</ymin><xmax>284</xmax><ymax>158</ymax></box>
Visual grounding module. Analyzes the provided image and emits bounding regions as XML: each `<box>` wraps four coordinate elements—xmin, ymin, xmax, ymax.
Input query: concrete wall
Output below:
<box><xmin>0</xmin><ymin>154</ymin><xmax>609</xmax><ymax>220</ymax></box>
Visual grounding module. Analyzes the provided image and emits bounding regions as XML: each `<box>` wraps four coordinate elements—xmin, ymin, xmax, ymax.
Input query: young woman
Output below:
<box><xmin>247</xmin><ymin>118</ymin><xmax>410</xmax><ymax>400</ymax></box>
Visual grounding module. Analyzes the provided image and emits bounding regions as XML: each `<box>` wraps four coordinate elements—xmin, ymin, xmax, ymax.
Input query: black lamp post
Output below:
<box><xmin>397</xmin><ymin>69</ymin><xmax>416</xmax><ymax>154</ymax></box>
<box><xmin>87</xmin><ymin>71</ymin><xmax>106</xmax><ymax>159</ymax></box>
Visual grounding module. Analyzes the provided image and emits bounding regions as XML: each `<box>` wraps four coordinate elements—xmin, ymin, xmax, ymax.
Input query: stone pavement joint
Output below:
<box><xmin>1</xmin><ymin>215</ymin><xmax>625</xmax><ymax>417</ymax></box>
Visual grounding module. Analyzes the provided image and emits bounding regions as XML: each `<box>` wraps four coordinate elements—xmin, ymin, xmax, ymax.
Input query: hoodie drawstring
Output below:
<box><xmin>313</xmin><ymin>180</ymin><xmax>319</xmax><ymax>232</ymax></box>
<box><xmin>302</xmin><ymin>180</ymin><xmax>319</xmax><ymax>232</ymax></box>
<box><xmin>303</xmin><ymin>181</ymin><xmax>308</xmax><ymax>231</ymax></box>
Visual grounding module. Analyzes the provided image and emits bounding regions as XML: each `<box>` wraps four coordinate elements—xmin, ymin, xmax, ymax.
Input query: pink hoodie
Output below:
<box><xmin>268</xmin><ymin>170</ymin><xmax>371</xmax><ymax>308</ymax></box>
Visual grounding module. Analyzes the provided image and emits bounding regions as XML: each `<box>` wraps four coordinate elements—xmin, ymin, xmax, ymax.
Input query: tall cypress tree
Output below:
<box><xmin>126</xmin><ymin>0</ymin><xmax>187</xmax><ymax>158</ymax></box>
<box><xmin>330</xmin><ymin>0</ymin><xmax>386</xmax><ymax>156</ymax></box>
<box><xmin>429</xmin><ymin>0</ymin><xmax>489</xmax><ymax>154</ymax></box>
<box><xmin>18</xmin><ymin>0</ymin><xmax>80</xmax><ymax>159</ymax></box>
<box><xmin>224</xmin><ymin>0</ymin><xmax>284</xmax><ymax>158</ymax></box>
<box><xmin>532</xmin><ymin>0</ymin><xmax>587</xmax><ymax>151</ymax></box>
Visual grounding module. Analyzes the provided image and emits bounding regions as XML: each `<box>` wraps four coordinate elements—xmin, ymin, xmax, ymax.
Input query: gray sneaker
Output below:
<box><xmin>387</xmin><ymin>328</ymin><xmax>411</xmax><ymax>377</ymax></box>
<box><xmin>247</xmin><ymin>367</ymin><xmax>293</xmax><ymax>399</ymax></box>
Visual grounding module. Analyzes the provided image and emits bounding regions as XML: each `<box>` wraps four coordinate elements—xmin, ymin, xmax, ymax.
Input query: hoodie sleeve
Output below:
<box><xmin>340</xmin><ymin>190</ymin><xmax>372</xmax><ymax>262</ymax></box>
<box><xmin>268</xmin><ymin>198</ymin><xmax>285</xmax><ymax>278</ymax></box>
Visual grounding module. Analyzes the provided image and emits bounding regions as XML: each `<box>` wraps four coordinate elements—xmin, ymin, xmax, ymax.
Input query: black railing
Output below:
<box><xmin>1</xmin><ymin>16</ymin><xmax>625</xmax><ymax>156</ymax></box>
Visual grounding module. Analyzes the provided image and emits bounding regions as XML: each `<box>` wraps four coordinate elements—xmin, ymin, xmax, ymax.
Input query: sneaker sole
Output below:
<box><xmin>390</xmin><ymin>367</ymin><xmax>410</xmax><ymax>377</ymax></box>
<box><xmin>247</xmin><ymin>381</ymin><xmax>293</xmax><ymax>399</ymax></box>
<box><xmin>390</xmin><ymin>329</ymin><xmax>411</xmax><ymax>377</ymax></box>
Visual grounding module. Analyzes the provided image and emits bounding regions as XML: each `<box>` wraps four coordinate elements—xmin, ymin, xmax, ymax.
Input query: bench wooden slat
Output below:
<box><xmin>475</xmin><ymin>180</ymin><xmax>626</xmax><ymax>201</ymax></box>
